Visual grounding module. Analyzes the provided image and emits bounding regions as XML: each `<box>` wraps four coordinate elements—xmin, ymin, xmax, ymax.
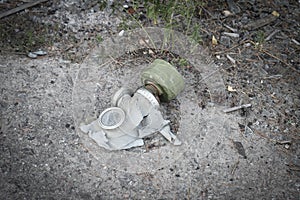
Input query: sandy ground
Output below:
<box><xmin>1</xmin><ymin>33</ymin><xmax>299</xmax><ymax>200</ymax></box>
<box><xmin>0</xmin><ymin>0</ymin><xmax>299</xmax><ymax>199</ymax></box>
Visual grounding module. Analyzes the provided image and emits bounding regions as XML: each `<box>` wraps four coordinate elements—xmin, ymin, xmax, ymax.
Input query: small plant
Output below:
<box><xmin>190</xmin><ymin>24</ymin><xmax>202</xmax><ymax>44</ymax></box>
<box><xmin>96</xmin><ymin>35</ymin><xmax>104</xmax><ymax>43</ymax></box>
<box><xmin>22</xmin><ymin>28</ymin><xmax>47</xmax><ymax>51</ymax></box>
<box><xmin>145</xmin><ymin>0</ymin><xmax>177</xmax><ymax>25</ymax></box>
<box><xmin>178</xmin><ymin>58</ymin><xmax>189</xmax><ymax>67</ymax></box>
<box><xmin>119</xmin><ymin>0</ymin><xmax>206</xmax><ymax>44</ymax></box>
<box><xmin>254</xmin><ymin>30</ymin><xmax>265</xmax><ymax>49</ymax></box>
<box><xmin>98</xmin><ymin>0</ymin><xmax>108</xmax><ymax>11</ymax></box>
<box><xmin>25</xmin><ymin>30</ymin><xmax>35</xmax><ymax>46</ymax></box>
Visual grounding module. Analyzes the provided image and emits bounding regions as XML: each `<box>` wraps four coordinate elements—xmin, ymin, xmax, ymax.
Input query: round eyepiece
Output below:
<box><xmin>98</xmin><ymin>107</ymin><xmax>125</xmax><ymax>129</ymax></box>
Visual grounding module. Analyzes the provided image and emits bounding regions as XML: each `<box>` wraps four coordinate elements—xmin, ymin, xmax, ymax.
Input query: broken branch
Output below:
<box><xmin>0</xmin><ymin>0</ymin><xmax>48</xmax><ymax>19</ymax></box>
<box><xmin>223</xmin><ymin>103</ymin><xmax>252</xmax><ymax>113</ymax></box>
<box><xmin>244</xmin><ymin>13</ymin><xmax>278</xmax><ymax>30</ymax></box>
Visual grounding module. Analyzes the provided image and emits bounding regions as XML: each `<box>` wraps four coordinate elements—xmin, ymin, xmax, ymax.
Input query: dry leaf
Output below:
<box><xmin>148</xmin><ymin>49</ymin><xmax>154</xmax><ymax>54</ymax></box>
<box><xmin>212</xmin><ymin>35</ymin><xmax>218</xmax><ymax>45</ymax></box>
<box><xmin>127</xmin><ymin>7</ymin><xmax>136</xmax><ymax>15</ymax></box>
<box><xmin>139</xmin><ymin>39</ymin><xmax>149</xmax><ymax>46</ymax></box>
<box><xmin>272</xmin><ymin>11</ymin><xmax>279</xmax><ymax>17</ymax></box>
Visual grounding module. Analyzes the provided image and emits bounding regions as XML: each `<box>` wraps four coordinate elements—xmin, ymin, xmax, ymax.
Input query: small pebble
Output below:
<box><xmin>243</xmin><ymin>43</ymin><xmax>251</xmax><ymax>47</ymax></box>
<box><xmin>223</xmin><ymin>32</ymin><xmax>239</xmax><ymax>38</ymax></box>
<box><xmin>119</xmin><ymin>30</ymin><xmax>125</xmax><ymax>36</ymax></box>
<box><xmin>28</xmin><ymin>52</ymin><xmax>37</xmax><ymax>59</ymax></box>
<box><xmin>33</xmin><ymin>50</ymin><xmax>47</xmax><ymax>56</ymax></box>
<box><xmin>223</xmin><ymin>10</ymin><xmax>233</xmax><ymax>17</ymax></box>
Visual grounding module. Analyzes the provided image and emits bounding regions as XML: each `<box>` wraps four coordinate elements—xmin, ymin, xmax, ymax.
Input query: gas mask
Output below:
<box><xmin>80</xmin><ymin>59</ymin><xmax>185</xmax><ymax>150</ymax></box>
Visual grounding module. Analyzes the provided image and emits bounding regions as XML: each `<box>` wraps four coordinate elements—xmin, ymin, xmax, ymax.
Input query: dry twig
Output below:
<box><xmin>244</xmin><ymin>14</ymin><xmax>278</xmax><ymax>30</ymax></box>
<box><xmin>261</xmin><ymin>49</ymin><xmax>300</xmax><ymax>73</ymax></box>
<box><xmin>223</xmin><ymin>104</ymin><xmax>252</xmax><ymax>113</ymax></box>
<box><xmin>0</xmin><ymin>0</ymin><xmax>48</xmax><ymax>19</ymax></box>
<box><xmin>247</xmin><ymin>40</ymin><xmax>300</xmax><ymax>73</ymax></box>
